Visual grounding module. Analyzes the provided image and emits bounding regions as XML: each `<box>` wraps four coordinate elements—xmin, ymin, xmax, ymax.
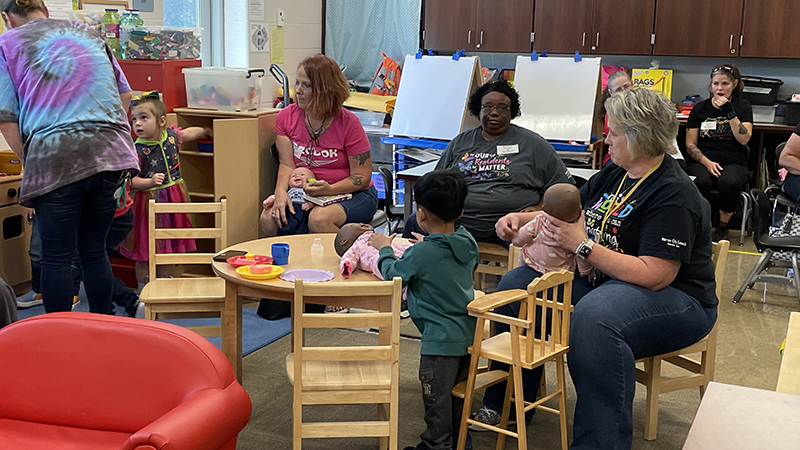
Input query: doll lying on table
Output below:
<box><xmin>512</xmin><ymin>183</ymin><xmax>593</xmax><ymax>276</ymax></box>
<box><xmin>335</xmin><ymin>223</ymin><xmax>412</xmax><ymax>279</ymax></box>
<box><xmin>335</xmin><ymin>223</ymin><xmax>412</xmax><ymax>315</ymax></box>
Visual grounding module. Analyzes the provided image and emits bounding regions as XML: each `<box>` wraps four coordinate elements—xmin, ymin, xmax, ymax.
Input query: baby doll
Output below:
<box><xmin>336</xmin><ymin>223</ymin><xmax>411</xmax><ymax>279</ymax></box>
<box><xmin>262</xmin><ymin>167</ymin><xmax>317</xmax><ymax>211</ymax></box>
<box><xmin>513</xmin><ymin>183</ymin><xmax>593</xmax><ymax>276</ymax></box>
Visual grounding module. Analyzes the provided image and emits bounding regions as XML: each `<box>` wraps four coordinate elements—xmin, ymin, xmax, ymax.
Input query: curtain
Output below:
<box><xmin>325</xmin><ymin>0</ymin><xmax>422</xmax><ymax>86</ymax></box>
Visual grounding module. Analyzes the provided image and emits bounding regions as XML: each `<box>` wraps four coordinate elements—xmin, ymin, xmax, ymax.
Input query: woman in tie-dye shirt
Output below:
<box><xmin>0</xmin><ymin>0</ymin><xmax>139</xmax><ymax>314</ymax></box>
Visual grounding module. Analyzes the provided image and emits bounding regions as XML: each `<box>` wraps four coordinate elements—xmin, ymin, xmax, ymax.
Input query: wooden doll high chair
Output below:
<box><xmin>139</xmin><ymin>199</ymin><xmax>228</xmax><ymax>339</ymax></box>
<box><xmin>454</xmin><ymin>269</ymin><xmax>574</xmax><ymax>450</ymax></box>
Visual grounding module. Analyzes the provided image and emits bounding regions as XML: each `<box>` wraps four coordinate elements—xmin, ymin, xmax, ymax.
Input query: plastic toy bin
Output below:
<box><xmin>121</xmin><ymin>26</ymin><xmax>203</xmax><ymax>60</ymax></box>
<box><xmin>183</xmin><ymin>67</ymin><xmax>265</xmax><ymax>112</ymax></box>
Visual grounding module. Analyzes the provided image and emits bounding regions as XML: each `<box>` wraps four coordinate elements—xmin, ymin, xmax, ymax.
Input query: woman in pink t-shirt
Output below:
<box><xmin>260</xmin><ymin>55</ymin><xmax>377</xmax><ymax>237</ymax></box>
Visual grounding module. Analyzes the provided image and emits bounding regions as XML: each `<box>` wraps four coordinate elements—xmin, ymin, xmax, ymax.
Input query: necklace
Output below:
<box><xmin>305</xmin><ymin>115</ymin><xmax>328</xmax><ymax>145</ymax></box>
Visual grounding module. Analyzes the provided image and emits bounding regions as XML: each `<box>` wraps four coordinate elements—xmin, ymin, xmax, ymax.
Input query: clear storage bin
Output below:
<box><xmin>68</xmin><ymin>10</ymin><xmax>104</xmax><ymax>35</ymax></box>
<box><xmin>121</xmin><ymin>26</ymin><xmax>203</xmax><ymax>60</ymax></box>
<box><xmin>183</xmin><ymin>67</ymin><xmax>266</xmax><ymax>112</ymax></box>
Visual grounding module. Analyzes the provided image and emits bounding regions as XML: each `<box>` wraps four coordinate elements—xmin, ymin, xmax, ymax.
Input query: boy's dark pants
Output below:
<box><xmin>418</xmin><ymin>354</ymin><xmax>471</xmax><ymax>450</ymax></box>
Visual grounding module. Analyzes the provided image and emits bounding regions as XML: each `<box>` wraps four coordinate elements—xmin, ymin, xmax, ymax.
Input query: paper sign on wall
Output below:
<box><xmin>249</xmin><ymin>0</ymin><xmax>265</xmax><ymax>22</ymax></box>
<box><xmin>249</xmin><ymin>23</ymin><xmax>269</xmax><ymax>53</ymax></box>
<box><xmin>270</xmin><ymin>26</ymin><xmax>284</xmax><ymax>63</ymax></box>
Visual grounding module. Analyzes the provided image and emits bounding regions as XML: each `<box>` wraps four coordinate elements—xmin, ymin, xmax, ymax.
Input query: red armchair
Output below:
<box><xmin>0</xmin><ymin>312</ymin><xmax>252</xmax><ymax>450</ymax></box>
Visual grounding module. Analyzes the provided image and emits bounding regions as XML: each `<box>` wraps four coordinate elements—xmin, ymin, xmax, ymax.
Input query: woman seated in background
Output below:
<box><xmin>597</xmin><ymin>69</ymin><xmax>685</xmax><ymax>170</ymax></box>
<box><xmin>777</xmin><ymin>123</ymin><xmax>800</xmax><ymax>201</ymax></box>
<box><xmin>403</xmin><ymin>80</ymin><xmax>574</xmax><ymax>245</ymax></box>
<box><xmin>260</xmin><ymin>54</ymin><xmax>378</xmax><ymax>237</ymax></box>
<box><xmin>471</xmin><ymin>89</ymin><xmax>717</xmax><ymax>449</ymax></box>
<box><xmin>685</xmin><ymin>64</ymin><xmax>753</xmax><ymax>242</ymax></box>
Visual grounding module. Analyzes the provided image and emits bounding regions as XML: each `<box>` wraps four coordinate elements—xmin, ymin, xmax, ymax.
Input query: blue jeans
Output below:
<box><xmin>484</xmin><ymin>266</ymin><xmax>716</xmax><ymax>450</ymax></box>
<box><xmin>30</xmin><ymin>171</ymin><xmax>122</xmax><ymax>314</ymax></box>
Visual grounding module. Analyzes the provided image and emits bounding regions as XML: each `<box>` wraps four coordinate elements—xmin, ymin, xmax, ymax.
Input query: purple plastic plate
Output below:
<box><xmin>279</xmin><ymin>269</ymin><xmax>335</xmax><ymax>282</ymax></box>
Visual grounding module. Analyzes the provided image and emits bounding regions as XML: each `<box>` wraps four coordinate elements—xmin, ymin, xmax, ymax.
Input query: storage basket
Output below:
<box><xmin>183</xmin><ymin>67</ymin><xmax>265</xmax><ymax>112</ymax></box>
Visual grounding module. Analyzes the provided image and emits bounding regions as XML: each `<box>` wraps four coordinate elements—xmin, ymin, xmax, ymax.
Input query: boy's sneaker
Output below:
<box><xmin>469</xmin><ymin>406</ymin><xmax>501</xmax><ymax>431</ymax></box>
<box><xmin>400</xmin><ymin>300</ymin><xmax>410</xmax><ymax>319</ymax></box>
<box><xmin>16</xmin><ymin>291</ymin><xmax>43</xmax><ymax>308</ymax></box>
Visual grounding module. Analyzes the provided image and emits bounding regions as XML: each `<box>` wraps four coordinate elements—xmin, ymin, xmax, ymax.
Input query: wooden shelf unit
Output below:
<box><xmin>168</xmin><ymin>108</ymin><xmax>280</xmax><ymax>246</ymax></box>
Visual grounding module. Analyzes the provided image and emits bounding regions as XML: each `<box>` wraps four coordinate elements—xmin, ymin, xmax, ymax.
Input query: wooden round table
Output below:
<box><xmin>212</xmin><ymin>233</ymin><xmax>410</xmax><ymax>381</ymax></box>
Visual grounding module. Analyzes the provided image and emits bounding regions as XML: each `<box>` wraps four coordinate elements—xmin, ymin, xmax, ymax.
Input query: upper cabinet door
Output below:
<box><xmin>475</xmin><ymin>0</ymin><xmax>534</xmax><ymax>53</ymax></box>
<box><xmin>653</xmin><ymin>0</ymin><xmax>743</xmax><ymax>57</ymax></box>
<box><xmin>741</xmin><ymin>0</ymin><xmax>800</xmax><ymax>58</ymax></box>
<box><xmin>592</xmin><ymin>0</ymin><xmax>655</xmax><ymax>55</ymax></box>
<box><xmin>423</xmin><ymin>0</ymin><xmax>477</xmax><ymax>51</ymax></box>
<box><xmin>533</xmin><ymin>0</ymin><xmax>593</xmax><ymax>54</ymax></box>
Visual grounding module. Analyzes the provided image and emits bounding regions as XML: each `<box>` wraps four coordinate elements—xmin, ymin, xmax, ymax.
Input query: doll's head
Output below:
<box><xmin>289</xmin><ymin>167</ymin><xmax>315</xmax><ymax>188</ymax></box>
<box><xmin>130</xmin><ymin>93</ymin><xmax>168</xmax><ymax>141</ymax></box>
<box><xmin>335</xmin><ymin>223</ymin><xmax>374</xmax><ymax>256</ymax></box>
<box><xmin>543</xmin><ymin>183</ymin><xmax>582</xmax><ymax>223</ymax></box>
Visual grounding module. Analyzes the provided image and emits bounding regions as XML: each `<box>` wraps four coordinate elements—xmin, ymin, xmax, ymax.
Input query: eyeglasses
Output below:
<box><xmin>481</xmin><ymin>104</ymin><xmax>511</xmax><ymax>114</ymax></box>
<box><xmin>713</xmin><ymin>65</ymin><xmax>734</xmax><ymax>74</ymax></box>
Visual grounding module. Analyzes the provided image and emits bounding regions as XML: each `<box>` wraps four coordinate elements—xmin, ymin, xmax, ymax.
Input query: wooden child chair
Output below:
<box><xmin>635</xmin><ymin>239</ymin><xmax>730</xmax><ymax>440</ymax></box>
<box><xmin>454</xmin><ymin>269</ymin><xmax>574</xmax><ymax>450</ymax></box>
<box><xmin>286</xmin><ymin>278</ymin><xmax>402</xmax><ymax>450</ymax></box>
<box><xmin>139</xmin><ymin>199</ymin><xmax>228</xmax><ymax>339</ymax></box>
<box><xmin>473</xmin><ymin>243</ymin><xmax>518</xmax><ymax>290</ymax></box>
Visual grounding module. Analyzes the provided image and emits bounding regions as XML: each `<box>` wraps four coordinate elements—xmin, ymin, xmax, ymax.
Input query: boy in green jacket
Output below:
<box><xmin>369</xmin><ymin>170</ymin><xmax>479</xmax><ymax>450</ymax></box>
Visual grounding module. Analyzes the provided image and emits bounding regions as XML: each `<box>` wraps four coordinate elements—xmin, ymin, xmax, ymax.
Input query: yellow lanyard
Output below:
<box><xmin>598</xmin><ymin>159</ymin><xmax>662</xmax><ymax>245</ymax></box>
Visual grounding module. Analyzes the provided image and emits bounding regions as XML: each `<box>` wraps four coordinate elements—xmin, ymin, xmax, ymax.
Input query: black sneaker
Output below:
<box><xmin>713</xmin><ymin>222</ymin><xmax>729</xmax><ymax>242</ymax></box>
<box><xmin>400</xmin><ymin>300</ymin><xmax>410</xmax><ymax>319</ymax></box>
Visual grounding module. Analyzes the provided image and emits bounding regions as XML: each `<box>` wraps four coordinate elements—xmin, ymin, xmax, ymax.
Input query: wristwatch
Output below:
<box><xmin>576</xmin><ymin>238</ymin><xmax>595</xmax><ymax>260</ymax></box>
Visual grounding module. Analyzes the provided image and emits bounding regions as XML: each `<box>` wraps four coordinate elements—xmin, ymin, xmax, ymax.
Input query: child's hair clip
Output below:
<box><xmin>130</xmin><ymin>90</ymin><xmax>161</xmax><ymax>107</ymax></box>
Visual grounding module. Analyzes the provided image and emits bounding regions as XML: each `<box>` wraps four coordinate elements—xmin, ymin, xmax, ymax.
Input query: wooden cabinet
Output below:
<box><xmin>653</xmin><ymin>0</ymin><xmax>743</xmax><ymax>57</ymax></box>
<box><xmin>741</xmin><ymin>0</ymin><xmax>800</xmax><ymax>58</ymax></box>
<box><xmin>423</xmin><ymin>0</ymin><xmax>475</xmax><ymax>51</ymax></box>
<box><xmin>0</xmin><ymin>176</ymin><xmax>32</xmax><ymax>290</ymax></box>
<box><xmin>474</xmin><ymin>0</ymin><xmax>534</xmax><ymax>52</ymax></box>
<box><xmin>533</xmin><ymin>0</ymin><xmax>592</xmax><ymax>54</ymax></box>
<box><xmin>533</xmin><ymin>0</ymin><xmax>654</xmax><ymax>55</ymax></box>
<box><xmin>169</xmin><ymin>108</ymin><xmax>280</xmax><ymax>245</ymax></box>
<box><xmin>423</xmin><ymin>0</ymin><xmax>533</xmax><ymax>52</ymax></box>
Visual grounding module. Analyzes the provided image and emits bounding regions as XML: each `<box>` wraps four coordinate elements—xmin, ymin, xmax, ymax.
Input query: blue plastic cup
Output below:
<box><xmin>271</xmin><ymin>243</ymin><xmax>290</xmax><ymax>265</ymax></box>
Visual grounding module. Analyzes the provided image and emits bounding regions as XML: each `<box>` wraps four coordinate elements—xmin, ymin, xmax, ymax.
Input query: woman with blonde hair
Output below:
<box><xmin>260</xmin><ymin>54</ymin><xmax>378</xmax><ymax>237</ymax></box>
<box><xmin>492</xmin><ymin>88</ymin><xmax>717</xmax><ymax>448</ymax></box>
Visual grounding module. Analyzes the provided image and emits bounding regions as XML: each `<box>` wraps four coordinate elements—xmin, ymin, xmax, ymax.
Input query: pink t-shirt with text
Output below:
<box><xmin>275</xmin><ymin>104</ymin><xmax>373</xmax><ymax>188</ymax></box>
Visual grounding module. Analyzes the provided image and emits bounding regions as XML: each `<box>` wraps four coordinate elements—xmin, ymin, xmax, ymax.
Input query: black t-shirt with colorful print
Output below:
<box><xmin>580</xmin><ymin>155</ymin><xmax>718</xmax><ymax>308</ymax></box>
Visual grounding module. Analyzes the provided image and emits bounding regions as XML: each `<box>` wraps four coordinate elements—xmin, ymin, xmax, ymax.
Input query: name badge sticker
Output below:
<box><xmin>497</xmin><ymin>144</ymin><xmax>519</xmax><ymax>155</ymax></box>
<box><xmin>701</xmin><ymin>119</ymin><xmax>716</xmax><ymax>131</ymax></box>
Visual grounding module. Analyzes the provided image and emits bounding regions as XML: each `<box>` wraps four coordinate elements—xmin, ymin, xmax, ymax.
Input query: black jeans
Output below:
<box><xmin>104</xmin><ymin>209</ymin><xmax>139</xmax><ymax>314</ymax></box>
<box><xmin>31</xmin><ymin>171</ymin><xmax>122</xmax><ymax>313</ymax></box>
<box><xmin>418</xmin><ymin>354</ymin><xmax>471</xmax><ymax>450</ymax></box>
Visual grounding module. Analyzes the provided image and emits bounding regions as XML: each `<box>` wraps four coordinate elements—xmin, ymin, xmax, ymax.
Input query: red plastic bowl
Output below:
<box><xmin>227</xmin><ymin>255</ymin><xmax>274</xmax><ymax>267</ymax></box>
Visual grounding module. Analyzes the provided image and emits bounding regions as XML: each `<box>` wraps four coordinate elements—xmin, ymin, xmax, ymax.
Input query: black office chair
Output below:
<box><xmin>733</xmin><ymin>189</ymin><xmax>800</xmax><ymax>309</ymax></box>
<box><xmin>765</xmin><ymin>142</ymin><xmax>795</xmax><ymax>210</ymax></box>
<box><xmin>379</xmin><ymin>166</ymin><xmax>404</xmax><ymax>234</ymax></box>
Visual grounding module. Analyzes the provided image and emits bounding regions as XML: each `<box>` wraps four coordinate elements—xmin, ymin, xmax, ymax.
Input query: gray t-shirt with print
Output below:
<box><xmin>435</xmin><ymin>124</ymin><xmax>574</xmax><ymax>239</ymax></box>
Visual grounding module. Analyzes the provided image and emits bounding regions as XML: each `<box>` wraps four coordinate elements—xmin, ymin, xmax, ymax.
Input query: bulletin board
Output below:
<box><xmin>512</xmin><ymin>55</ymin><xmax>602</xmax><ymax>143</ymax></box>
<box><xmin>389</xmin><ymin>54</ymin><xmax>483</xmax><ymax>141</ymax></box>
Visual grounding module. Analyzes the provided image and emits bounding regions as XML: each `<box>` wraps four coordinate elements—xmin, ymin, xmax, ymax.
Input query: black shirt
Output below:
<box><xmin>580</xmin><ymin>156</ymin><xmax>717</xmax><ymax>308</ymax></box>
<box><xmin>686</xmin><ymin>97</ymin><xmax>753</xmax><ymax>166</ymax></box>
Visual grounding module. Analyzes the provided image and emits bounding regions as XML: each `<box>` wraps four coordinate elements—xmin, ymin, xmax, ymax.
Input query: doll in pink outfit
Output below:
<box><xmin>335</xmin><ymin>223</ymin><xmax>411</xmax><ymax>278</ymax></box>
<box><xmin>513</xmin><ymin>183</ymin><xmax>593</xmax><ymax>276</ymax></box>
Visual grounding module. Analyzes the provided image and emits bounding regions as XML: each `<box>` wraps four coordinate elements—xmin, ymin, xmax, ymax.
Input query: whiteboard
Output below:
<box><xmin>512</xmin><ymin>56</ymin><xmax>601</xmax><ymax>142</ymax></box>
<box><xmin>390</xmin><ymin>55</ymin><xmax>481</xmax><ymax>141</ymax></box>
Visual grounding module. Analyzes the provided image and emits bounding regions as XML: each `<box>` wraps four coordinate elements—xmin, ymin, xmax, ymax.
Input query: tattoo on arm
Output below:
<box><xmin>686</xmin><ymin>144</ymin><xmax>705</xmax><ymax>162</ymax></box>
<box><xmin>349</xmin><ymin>175</ymin><xmax>364</xmax><ymax>187</ymax></box>
<box><xmin>351</xmin><ymin>152</ymin><xmax>371</xmax><ymax>166</ymax></box>
<box><xmin>738</xmin><ymin>123</ymin><xmax>748</xmax><ymax>135</ymax></box>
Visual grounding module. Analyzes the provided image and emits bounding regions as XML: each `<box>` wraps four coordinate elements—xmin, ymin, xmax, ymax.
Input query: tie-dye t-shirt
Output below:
<box><xmin>0</xmin><ymin>18</ymin><xmax>139</xmax><ymax>206</ymax></box>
